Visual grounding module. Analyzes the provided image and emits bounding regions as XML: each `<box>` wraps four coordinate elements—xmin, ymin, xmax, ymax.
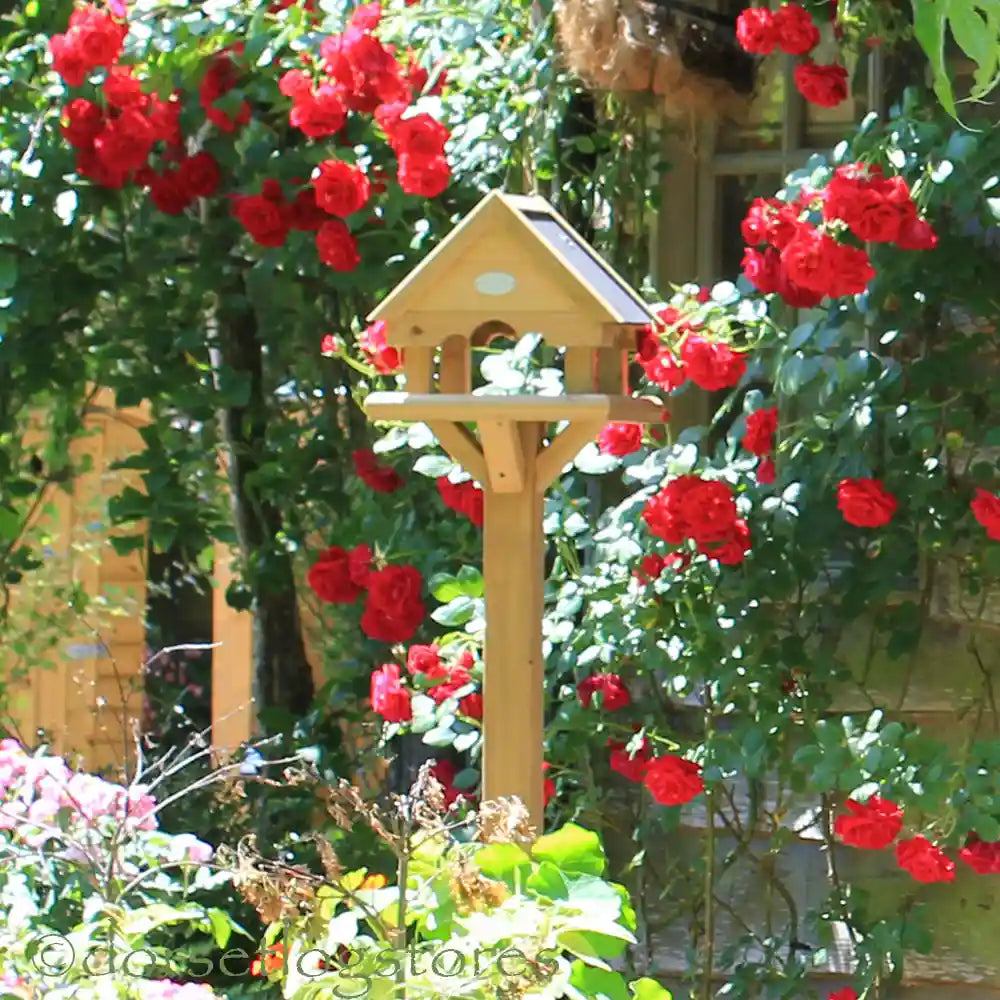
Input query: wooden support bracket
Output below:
<box><xmin>536</xmin><ymin>420</ymin><xmax>605</xmax><ymax>490</ymax></box>
<box><xmin>427</xmin><ymin>421</ymin><xmax>488</xmax><ymax>485</ymax></box>
<box><xmin>478</xmin><ymin>419</ymin><xmax>526</xmax><ymax>493</ymax></box>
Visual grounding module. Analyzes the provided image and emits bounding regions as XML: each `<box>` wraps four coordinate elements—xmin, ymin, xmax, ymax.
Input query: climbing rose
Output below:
<box><xmin>406</xmin><ymin>644</ymin><xmax>446</xmax><ymax>678</ymax></box>
<box><xmin>780</xmin><ymin>225</ymin><xmax>875</xmax><ymax>298</ymax></box>
<box><xmin>49</xmin><ymin>5</ymin><xmax>127</xmax><ymax>86</ymax></box>
<box><xmin>828</xmin><ymin>990</ymin><xmax>858</xmax><ymax>1000</ymax></box>
<box><xmin>896</xmin><ymin>215</ymin><xmax>938</xmax><ymax>250</ymax></box>
<box><xmin>437</xmin><ymin>478</ymin><xmax>484</xmax><ymax>526</ymax></box>
<box><xmin>307</xmin><ymin>545</ymin><xmax>366</xmax><ymax>604</ymax></box>
<box><xmin>742</xmin><ymin>246</ymin><xmax>781</xmax><ymax>294</ymax></box>
<box><xmin>361</xmin><ymin>564</ymin><xmax>425</xmax><ymax>643</ymax></box>
<box><xmin>680</xmin><ymin>337</ymin><xmax>746</xmax><ymax>391</ymax></box>
<box><xmin>312</xmin><ymin>160</ymin><xmax>371</xmax><ymax>217</ymax></box>
<box><xmin>200</xmin><ymin>51</ymin><xmax>251</xmax><ymax>132</ymax></box>
<box><xmin>702</xmin><ymin>518</ymin><xmax>751</xmax><ymax>565</ymax></box>
<box><xmin>794</xmin><ymin>62</ymin><xmax>848</xmax><ymax>107</ymax></box>
<box><xmin>971</xmin><ymin>488</ymin><xmax>1000</xmax><ymax>540</ymax></box>
<box><xmin>773</xmin><ymin>3</ymin><xmax>820</xmax><ymax>54</ymax></box>
<box><xmin>370</xmin><ymin>664</ymin><xmax>412</xmax><ymax>723</ymax></box>
<box><xmin>290</xmin><ymin>84</ymin><xmax>348</xmax><ymax>138</ymax></box>
<box><xmin>643</xmin><ymin>475</ymin><xmax>739</xmax><ymax>547</ymax></box>
<box><xmin>609</xmin><ymin>737</ymin><xmax>652</xmax><ymax>782</ymax></box>
<box><xmin>644</xmin><ymin>755</ymin><xmax>704</xmax><ymax>806</ymax></box>
<box><xmin>896</xmin><ymin>836</ymin><xmax>956</xmax><ymax>883</ymax></box>
<box><xmin>959</xmin><ymin>836</ymin><xmax>1000</xmax><ymax>875</ymax></box>
<box><xmin>316</xmin><ymin>218</ymin><xmax>360</xmax><ymax>271</ymax></box>
<box><xmin>177</xmin><ymin>152</ymin><xmax>221</xmax><ymax>199</ymax></box>
<box><xmin>634</xmin><ymin>553</ymin><xmax>666</xmax><ymax>584</ymax></box>
<box><xmin>577</xmin><ymin>674</ymin><xmax>630</xmax><ymax>711</ymax></box>
<box><xmin>837</xmin><ymin>478</ymin><xmax>897</xmax><ymax>527</ymax></box>
<box><xmin>822</xmin><ymin>164</ymin><xmax>915</xmax><ymax>244</ymax></box>
<box><xmin>61</xmin><ymin>99</ymin><xmax>104</xmax><ymax>148</ymax></box>
<box><xmin>359</xmin><ymin>320</ymin><xmax>402</xmax><ymax>374</ymax></box>
<box><xmin>232</xmin><ymin>185</ymin><xmax>290</xmax><ymax>247</ymax></box>
<box><xmin>397</xmin><ymin>154</ymin><xmax>451</xmax><ymax>198</ymax></box>
<box><xmin>735</xmin><ymin>6</ymin><xmax>776</xmax><ymax>53</ymax></box>
<box><xmin>757</xmin><ymin>458</ymin><xmax>776</xmax><ymax>485</ymax></box>
<box><xmin>430</xmin><ymin>759</ymin><xmax>472</xmax><ymax>808</ymax></box>
<box><xmin>742</xmin><ymin>407</ymin><xmax>778</xmax><ymax>456</ymax></box>
<box><xmin>598</xmin><ymin>423</ymin><xmax>643</xmax><ymax>456</ymax></box>
<box><xmin>352</xmin><ymin>449</ymin><xmax>403</xmax><ymax>493</ymax></box>
<box><xmin>834</xmin><ymin>795</ymin><xmax>902</xmax><ymax>849</ymax></box>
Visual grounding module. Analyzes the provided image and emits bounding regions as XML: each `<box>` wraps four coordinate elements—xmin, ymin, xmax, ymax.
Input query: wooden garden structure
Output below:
<box><xmin>363</xmin><ymin>190</ymin><xmax>665</xmax><ymax>830</ymax></box>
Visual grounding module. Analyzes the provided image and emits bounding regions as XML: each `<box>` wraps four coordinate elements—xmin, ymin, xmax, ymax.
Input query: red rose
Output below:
<box><xmin>576</xmin><ymin>673</ymin><xmax>630</xmax><ymax>711</ymax></box>
<box><xmin>896</xmin><ymin>836</ymin><xmax>955</xmax><ymax>884</ymax></box>
<box><xmin>608</xmin><ymin>737</ymin><xmax>652</xmax><ymax>782</ymax></box>
<box><xmin>177</xmin><ymin>152</ymin><xmax>221</xmax><ymax>199</ymax></box>
<box><xmin>437</xmin><ymin>477</ymin><xmax>484</xmax><ymax>526</ymax></box>
<box><xmin>699</xmin><ymin>518</ymin><xmax>751</xmax><ymax>565</ymax></box>
<box><xmin>757</xmin><ymin>458</ymin><xmax>776</xmax><ymax>485</ymax></box>
<box><xmin>75</xmin><ymin>147</ymin><xmax>130</xmax><ymax>189</ymax></box>
<box><xmin>643</xmin><ymin>475</ymin><xmax>739</xmax><ymax>546</ymax></box>
<box><xmin>837</xmin><ymin>478</ymin><xmax>897</xmax><ymax>528</ymax></box>
<box><xmin>680</xmin><ymin>337</ymin><xmax>746</xmax><ymax>391</ymax></box>
<box><xmin>971</xmin><ymin>488</ymin><xmax>1000</xmax><ymax>540</ymax></box>
<box><xmin>430</xmin><ymin>759</ymin><xmax>474</xmax><ymax>808</ymax></box>
<box><xmin>307</xmin><ymin>546</ymin><xmax>364</xmax><ymax>604</ymax></box>
<box><xmin>634</xmin><ymin>553</ymin><xmax>666</xmax><ymax>584</ymax></box>
<box><xmin>50</xmin><ymin>5</ymin><xmax>126</xmax><ymax>85</ymax></box>
<box><xmin>597</xmin><ymin>422</ymin><xmax>643</xmax><ymax>457</ymax></box>
<box><xmin>833</xmin><ymin>795</ymin><xmax>902</xmax><ymax>848</ymax></box>
<box><xmin>149</xmin><ymin>170</ymin><xmax>192</xmax><ymax>215</ymax></box>
<box><xmin>822</xmin><ymin>164</ymin><xmax>913</xmax><ymax>243</ymax></box>
<box><xmin>232</xmin><ymin>192</ymin><xmax>290</xmax><ymax>248</ymax></box>
<box><xmin>643</xmin><ymin>755</ymin><xmax>704</xmax><ymax>806</ymax></box>
<box><xmin>637</xmin><ymin>344</ymin><xmax>686</xmax><ymax>391</ymax></box>
<box><xmin>896</xmin><ymin>215</ymin><xmax>938</xmax><ymax>251</ymax></box>
<box><xmin>348</xmin><ymin>543</ymin><xmax>372</xmax><ymax>588</ymax></box>
<box><xmin>290</xmin><ymin>84</ymin><xmax>348</xmax><ymax>138</ymax></box>
<box><xmin>773</xmin><ymin>3</ymin><xmax>820</xmax><ymax>55</ymax></box>
<box><xmin>397</xmin><ymin>154</ymin><xmax>451</xmax><ymax>198</ymax></box>
<box><xmin>742</xmin><ymin>246</ymin><xmax>781</xmax><ymax>294</ymax></box>
<box><xmin>315</xmin><ymin>219</ymin><xmax>360</xmax><ymax>271</ymax></box>
<box><xmin>829</xmin><ymin>990</ymin><xmax>857</xmax><ymax>1000</ymax></box>
<box><xmin>200</xmin><ymin>52</ymin><xmax>251</xmax><ymax>133</ymax></box>
<box><xmin>352</xmin><ymin>449</ymin><xmax>403</xmax><ymax>493</ymax></box>
<box><xmin>781</xmin><ymin>225</ymin><xmax>874</xmax><ymax>298</ymax></box>
<box><xmin>102</xmin><ymin>66</ymin><xmax>145</xmax><ymax>110</ymax></box>
<box><xmin>61</xmin><ymin>99</ymin><xmax>104</xmax><ymax>150</ymax></box>
<box><xmin>279</xmin><ymin>69</ymin><xmax>313</xmax><ymax>99</ymax></box>
<box><xmin>406</xmin><ymin>644</ymin><xmax>445</xmax><ymax>678</ymax></box>
<box><xmin>361</xmin><ymin>564</ymin><xmax>425</xmax><ymax>644</ymax></box>
<box><xmin>370</xmin><ymin>664</ymin><xmax>411</xmax><ymax>723</ymax></box>
<box><xmin>312</xmin><ymin>160</ymin><xmax>370</xmax><ymax>217</ymax></box>
<box><xmin>742</xmin><ymin>407</ymin><xmax>778</xmax><ymax>456</ymax></box>
<box><xmin>735</xmin><ymin>6</ymin><xmax>777</xmax><ymax>54</ymax></box>
<box><xmin>385</xmin><ymin>112</ymin><xmax>450</xmax><ymax>157</ymax></box>
<box><xmin>959</xmin><ymin>835</ymin><xmax>1000</xmax><ymax>875</ymax></box>
<box><xmin>93</xmin><ymin>109</ymin><xmax>156</xmax><ymax>173</ymax></box>
<box><xmin>147</xmin><ymin>94</ymin><xmax>183</xmax><ymax>146</ymax></box>
<box><xmin>794</xmin><ymin>62</ymin><xmax>848</xmax><ymax>107</ymax></box>
<box><xmin>775</xmin><ymin>263</ymin><xmax>825</xmax><ymax>308</ymax></box>
<box><xmin>359</xmin><ymin>320</ymin><xmax>402</xmax><ymax>374</ymax></box>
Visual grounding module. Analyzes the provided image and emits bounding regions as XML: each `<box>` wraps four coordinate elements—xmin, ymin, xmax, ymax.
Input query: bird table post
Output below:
<box><xmin>362</xmin><ymin>191</ymin><xmax>667</xmax><ymax>834</ymax></box>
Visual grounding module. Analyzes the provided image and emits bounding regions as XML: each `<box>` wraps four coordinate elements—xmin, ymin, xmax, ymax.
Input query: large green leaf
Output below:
<box><xmin>531</xmin><ymin>824</ymin><xmax>606</xmax><ymax>876</ymax></box>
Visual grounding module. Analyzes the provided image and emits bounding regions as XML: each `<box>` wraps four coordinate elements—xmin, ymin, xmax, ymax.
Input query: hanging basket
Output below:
<box><xmin>555</xmin><ymin>0</ymin><xmax>758</xmax><ymax>120</ymax></box>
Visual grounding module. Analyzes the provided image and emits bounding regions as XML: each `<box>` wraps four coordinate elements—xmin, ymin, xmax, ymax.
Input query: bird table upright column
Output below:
<box><xmin>480</xmin><ymin>421</ymin><xmax>546</xmax><ymax>832</ymax></box>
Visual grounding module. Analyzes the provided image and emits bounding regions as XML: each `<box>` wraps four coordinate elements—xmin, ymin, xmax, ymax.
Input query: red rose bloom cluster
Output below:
<box><xmin>406</xmin><ymin>645</ymin><xmax>482</xmax><ymax>719</ymax></box>
<box><xmin>437</xmin><ymin>478</ymin><xmax>484</xmax><ymax>527</ymax></box>
<box><xmin>735</xmin><ymin>3</ymin><xmax>819</xmax><ymax>56</ymax></box>
<box><xmin>734</xmin><ymin>4</ymin><xmax>843</xmax><ymax>108</ymax></box>
<box><xmin>634</xmin><ymin>306</ymin><xmax>691</xmax><ymax>393</ymax></box>
<box><xmin>971</xmin><ymin>488</ymin><xmax>1000</xmax><ymax>540</ymax></box>
<box><xmin>597</xmin><ymin>423</ymin><xmax>643</xmax><ymax>457</ymax></box>
<box><xmin>576</xmin><ymin>673</ymin><xmax>630</xmax><ymax>711</ymax></box>
<box><xmin>837</xmin><ymin>477</ymin><xmax>897</xmax><ymax>528</ymax></box>
<box><xmin>352</xmin><ymin>449</ymin><xmax>403</xmax><ymax>493</ymax></box>
<box><xmin>834</xmin><ymin>795</ymin><xmax>902</xmax><ymax>849</ymax></box>
<box><xmin>823</xmin><ymin>164</ymin><xmax>938</xmax><ymax>250</ymax></box>
<box><xmin>643</xmin><ymin>475</ymin><xmax>751</xmax><ymax>566</ymax></box>
<box><xmin>306</xmin><ymin>544</ymin><xmax>424</xmax><ymax>644</ymax></box>
<box><xmin>643</xmin><ymin>754</ymin><xmax>704</xmax><ymax>806</ymax></box>
<box><xmin>742</xmin><ymin>406</ymin><xmax>778</xmax><ymax>484</ymax></box>
<box><xmin>52</xmin><ymin>2</ymin><xmax>452</xmax><ymax>275</ymax></box>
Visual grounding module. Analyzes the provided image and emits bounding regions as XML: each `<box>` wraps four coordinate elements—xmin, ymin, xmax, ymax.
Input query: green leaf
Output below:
<box><xmin>414</xmin><ymin>454</ymin><xmax>455</xmax><ymax>477</ymax></box>
<box><xmin>474</xmin><ymin>842</ymin><xmax>533</xmax><ymax>884</ymax></box>
<box><xmin>630</xmin><ymin>978</ymin><xmax>672</xmax><ymax>1000</ymax></box>
<box><xmin>430</xmin><ymin>595</ymin><xmax>477</xmax><ymax>627</ymax></box>
<box><xmin>456</xmin><ymin>564</ymin><xmax>484</xmax><ymax>597</ymax></box>
<box><xmin>525</xmin><ymin>861</ymin><xmax>569</xmax><ymax>900</ymax></box>
<box><xmin>0</xmin><ymin>251</ymin><xmax>17</xmax><ymax>292</ymax></box>
<box><xmin>568</xmin><ymin>961</ymin><xmax>629</xmax><ymax>1000</ymax></box>
<box><xmin>532</xmin><ymin>823</ymin><xmax>606</xmax><ymax>876</ymax></box>
<box><xmin>207</xmin><ymin>908</ymin><xmax>234</xmax><ymax>949</ymax></box>
<box><xmin>912</xmin><ymin>0</ymin><xmax>957</xmax><ymax>117</ymax></box>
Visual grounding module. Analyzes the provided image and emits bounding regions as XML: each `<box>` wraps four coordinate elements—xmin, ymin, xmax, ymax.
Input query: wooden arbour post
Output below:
<box><xmin>363</xmin><ymin>192</ymin><xmax>667</xmax><ymax>833</ymax></box>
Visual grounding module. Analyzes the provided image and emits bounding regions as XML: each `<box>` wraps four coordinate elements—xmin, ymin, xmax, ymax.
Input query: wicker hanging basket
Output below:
<box><xmin>555</xmin><ymin>0</ymin><xmax>758</xmax><ymax>119</ymax></box>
